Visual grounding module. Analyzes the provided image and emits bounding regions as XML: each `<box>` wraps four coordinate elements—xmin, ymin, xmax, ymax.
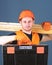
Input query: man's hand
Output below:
<box><xmin>42</xmin><ymin>21</ymin><xmax>51</xmax><ymax>31</ymax></box>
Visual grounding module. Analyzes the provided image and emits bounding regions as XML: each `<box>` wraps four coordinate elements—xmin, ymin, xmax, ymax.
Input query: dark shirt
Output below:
<box><xmin>9</xmin><ymin>32</ymin><xmax>43</xmax><ymax>44</ymax></box>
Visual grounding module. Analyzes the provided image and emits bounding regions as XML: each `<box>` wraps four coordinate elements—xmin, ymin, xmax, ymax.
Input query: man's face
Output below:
<box><xmin>20</xmin><ymin>17</ymin><xmax>34</xmax><ymax>31</ymax></box>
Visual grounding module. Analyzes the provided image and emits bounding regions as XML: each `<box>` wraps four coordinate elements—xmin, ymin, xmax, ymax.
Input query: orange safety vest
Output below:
<box><xmin>15</xmin><ymin>30</ymin><xmax>40</xmax><ymax>45</ymax></box>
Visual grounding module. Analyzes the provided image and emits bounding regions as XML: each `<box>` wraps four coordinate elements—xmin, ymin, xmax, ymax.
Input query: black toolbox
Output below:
<box><xmin>3</xmin><ymin>44</ymin><xmax>48</xmax><ymax>65</ymax></box>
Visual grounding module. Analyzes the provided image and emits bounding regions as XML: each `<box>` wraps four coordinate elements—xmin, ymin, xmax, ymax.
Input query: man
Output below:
<box><xmin>0</xmin><ymin>9</ymin><xmax>52</xmax><ymax>45</ymax></box>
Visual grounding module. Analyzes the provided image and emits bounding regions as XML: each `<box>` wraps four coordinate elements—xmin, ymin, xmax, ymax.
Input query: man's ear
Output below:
<box><xmin>19</xmin><ymin>21</ymin><xmax>22</xmax><ymax>24</ymax></box>
<box><xmin>34</xmin><ymin>20</ymin><xmax>35</xmax><ymax>23</ymax></box>
<box><xmin>32</xmin><ymin>20</ymin><xmax>35</xmax><ymax>25</ymax></box>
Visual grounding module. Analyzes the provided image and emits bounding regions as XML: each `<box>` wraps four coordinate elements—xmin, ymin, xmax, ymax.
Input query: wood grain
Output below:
<box><xmin>0</xmin><ymin>22</ymin><xmax>52</xmax><ymax>34</ymax></box>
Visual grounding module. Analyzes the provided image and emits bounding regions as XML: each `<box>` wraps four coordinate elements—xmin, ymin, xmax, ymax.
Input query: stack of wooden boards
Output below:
<box><xmin>0</xmin><ymin>22</ymin><xmax>52</xmax><ymax>34</ymax></box>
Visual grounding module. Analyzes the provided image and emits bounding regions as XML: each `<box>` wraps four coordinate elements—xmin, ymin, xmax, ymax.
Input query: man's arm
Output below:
<box><xmin>41</xmin><ymin>34</ymin><xmax>52</xmax><ymax>42</ymax></box>
<box><xmin>0</xmin><ymin>35</ymin><xmax>16</xmax><ymax>45</ymax></box>
<box><xmin>40</xmin><ymin>21</ymin><xmax>52</xmax><ymax>42</ymax></box>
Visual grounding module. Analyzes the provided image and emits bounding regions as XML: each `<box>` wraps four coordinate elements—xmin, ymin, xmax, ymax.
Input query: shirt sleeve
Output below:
<box><xmin>38</xmin><ymin>33</ymin><xmax>43</xmax><ymax>41</ymax></box>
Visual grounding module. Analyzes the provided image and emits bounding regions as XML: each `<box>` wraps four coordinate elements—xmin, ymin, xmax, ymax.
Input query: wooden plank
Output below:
<box><xmin>0</xmin><ymin>22</ymin><xmax>52</xmax><ymax>34</ymax></box>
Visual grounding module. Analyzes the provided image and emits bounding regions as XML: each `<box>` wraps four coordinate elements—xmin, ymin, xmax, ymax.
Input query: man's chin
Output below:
<box><xmin>25</xmin><ymin>29</ymin><xmax>31</xmax><ymax>31</ymax></box>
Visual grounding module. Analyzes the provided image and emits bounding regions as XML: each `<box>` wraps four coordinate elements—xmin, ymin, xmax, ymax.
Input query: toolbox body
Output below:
<box><xmin>3</xmin><ymin>44</ymin><xmax>48</xmax><ymax>65</ymax></box>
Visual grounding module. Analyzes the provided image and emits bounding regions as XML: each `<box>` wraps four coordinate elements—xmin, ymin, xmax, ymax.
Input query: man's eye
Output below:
<box><xmin>24</xmin><ymin>21</ymin><xmax>26</xmax><ymax>23</ymax></box>
<box><xmin>28</xmin><ymin>21</ymin><xmax>31</xmax><ymax>23</ymax></box>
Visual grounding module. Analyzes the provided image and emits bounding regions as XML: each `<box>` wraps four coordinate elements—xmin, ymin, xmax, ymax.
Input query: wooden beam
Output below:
<box><xmin>0</xmin><ymin>22</ymin><xmax>52</xmax><ymax>34</ymax></box>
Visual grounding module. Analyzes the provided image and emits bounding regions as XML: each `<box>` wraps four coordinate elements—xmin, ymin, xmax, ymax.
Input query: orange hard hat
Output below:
<box><xmin>18</xmin><ymin>10</ymin><xmax>35</xmax><ymax>21</ymax></box>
